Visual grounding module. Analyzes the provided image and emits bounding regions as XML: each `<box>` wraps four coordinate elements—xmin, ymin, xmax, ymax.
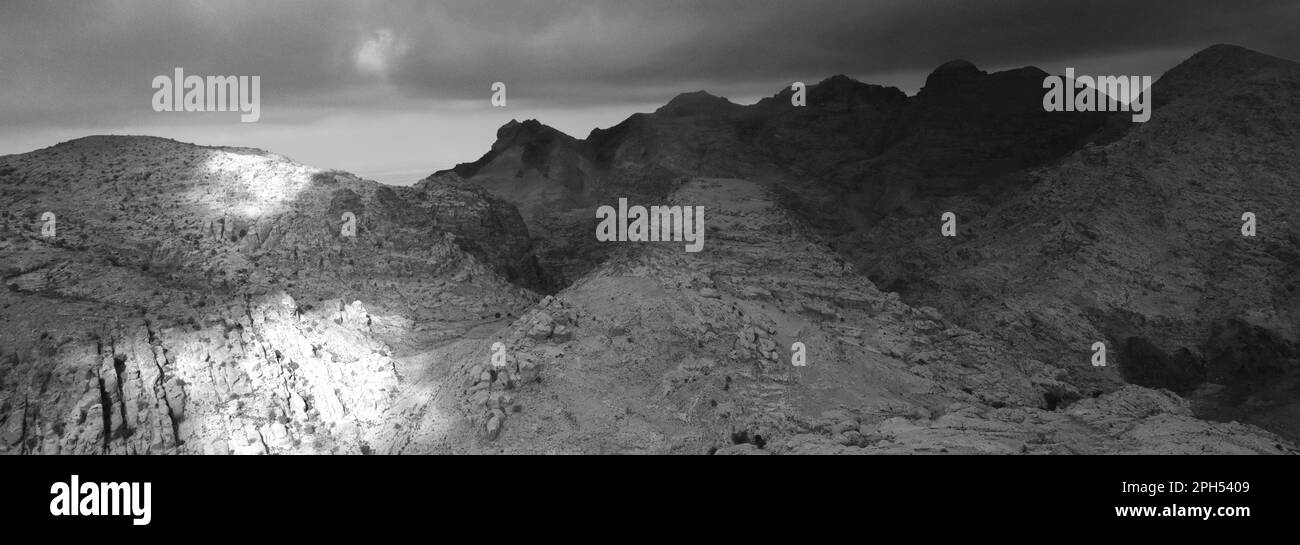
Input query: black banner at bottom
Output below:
<box><xmin>1</xmin><ymin>455</ymin><xmax>1289</xmax><ymax>536</ymax></box>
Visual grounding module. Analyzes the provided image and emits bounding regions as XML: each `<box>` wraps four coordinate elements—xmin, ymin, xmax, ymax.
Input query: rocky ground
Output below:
<box><xmin>374</xmin><ymin>177</ymin><xmax>1292</xmax><ymax>454</ymax></box>
<box><xmin>0</xmin><ymin>137</ymin><xmax>538</xmax><ymax>453</ymax></box>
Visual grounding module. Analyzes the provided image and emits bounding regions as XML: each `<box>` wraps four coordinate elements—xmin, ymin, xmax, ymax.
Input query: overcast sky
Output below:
<box><xmin>1</xmin><ymin>0</ymin><xmax>1296</xmax><ymax>184</ymax></box>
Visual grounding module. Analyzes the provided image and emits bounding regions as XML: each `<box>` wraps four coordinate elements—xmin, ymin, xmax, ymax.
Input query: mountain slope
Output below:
<box><xmin>373</xmin><ymin>177</ymin><xmax>1290</xmax><ymax>454</ymax></box>
<box><xmin>0</xmin><ymin>136</ymin><xmax>540</xmax><ymax>453</ymax></box>
<box><xmin>878</xmin><ymin>44</ymin><xmax>1300</xmax><ymax>439</ymax></box>
<box><xmin>433</xmin><ymin>44</ymin><xmax>1300</xmax><ymax>445</ymax></box>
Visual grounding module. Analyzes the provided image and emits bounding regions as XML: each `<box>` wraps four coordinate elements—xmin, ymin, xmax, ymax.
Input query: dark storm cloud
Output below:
<box><xmin>381</xmin><ymin>0</ymin><xmax>1300</xmax><ymax>103</ymax></box>
<box><xmin>1</xmin><ymin>0</ymin><xmax>1297</xmax><ymax>128</ymax></box>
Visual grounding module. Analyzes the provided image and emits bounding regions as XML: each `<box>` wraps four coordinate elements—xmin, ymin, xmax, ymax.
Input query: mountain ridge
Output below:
<box><xmin>434</xmin><ymin>43</ymin><xmax>1300</xmax><ymax>443</ymax></box>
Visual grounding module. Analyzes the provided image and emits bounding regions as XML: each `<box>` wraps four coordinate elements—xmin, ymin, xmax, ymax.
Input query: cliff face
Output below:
<box><xmin>0</xmin><ymin>136</ymin><xmax>539</xmax><ymax>453</ymax></box>
<box><xmin>409</xmin><ymin>175</ymin><xmax>552</xmax><ymax>291</ymax></box>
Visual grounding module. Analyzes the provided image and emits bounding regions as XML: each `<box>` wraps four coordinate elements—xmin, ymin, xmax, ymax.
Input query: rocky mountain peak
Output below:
<box><xmin>485</xmin><ymin>119</ymin><xmax>579</xmax><ymax>160</ymax></box>
<box><xmin>494</xmin><ymin>119</ymin><xmax>572</xmax><ymax>146</ymax></box>
<box><xmin>655</xmin><ymin>90</ymin><xmax>740</xmax><ymax>117</ymax></box>
<box><xmin>1186</xmin><ymin>43</ymin><xmax>1285</xmax><ymax>68</ymax></box>
<box><xmin>1153</xmin><ymin>43</ymin><xmax>1300</xmax><ymax>108</ymax></box>
<box><xmin>443</xmin><ymin>118</ymin><xmax>585</xmax><ymax>180</ymax></box>
<box><xmin>920</xmin><ymin>59</ymin><xmax>987</xmax><ymax>94</ymax></box>
<box><xmin>811</xmin><ymin>74</ymin><xmax>908</xmax><ymax>106</ymax></box>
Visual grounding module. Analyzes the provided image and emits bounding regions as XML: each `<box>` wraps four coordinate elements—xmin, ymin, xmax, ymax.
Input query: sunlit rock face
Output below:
<box><xmin>3</xmin><ymin>291</ymin><xmax>401</xmax><ymax>455</ymax></box>
<box><xmin>0</xmin><ymin>136</ymin><xmax>538</xmax><ymax>454</ymax></box>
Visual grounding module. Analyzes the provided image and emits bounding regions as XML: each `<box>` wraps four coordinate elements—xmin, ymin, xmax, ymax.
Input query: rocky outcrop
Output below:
<box><xmin>1</xmin><ymin>292</ymin><xmax>399</xmax><ymax>454</ymax></box>
<box><xmin>0</xmin><ymin>136</ymin><xmax>539</xmax><ymax>454</ymax></box>
<box><xmin>408</xmin><ymin>175</ymin><xmax>552</xmax><ymax>291</ymax></box>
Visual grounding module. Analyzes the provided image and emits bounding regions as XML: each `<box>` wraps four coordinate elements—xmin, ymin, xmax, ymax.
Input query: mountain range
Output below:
<box><xmin>1</xmin><ymin>44</ymin><xmax>1296</xmax><ymax>454</ymax></box>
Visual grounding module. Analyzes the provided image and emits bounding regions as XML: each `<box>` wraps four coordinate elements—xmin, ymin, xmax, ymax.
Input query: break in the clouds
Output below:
<box><xmin>1</xmin><ymin>0</ymin><xmax>1298</xmax><ymax>182</ymax></box>
<box><xmin>356</xmin><ymin>28</ymin><xmax>404</xmax><ymax>75</ymax></box>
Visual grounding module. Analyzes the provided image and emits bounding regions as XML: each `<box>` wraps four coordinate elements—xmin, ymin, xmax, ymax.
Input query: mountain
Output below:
<box><xmin>421</xmin><ymin>119</ymin><xmax>608</xmax><ymax>289</ymax></box>
<box><xmin>0</xmin><ymin>136</ymin><xmax>541</xmax><ymax>453</ymax></box>
<box><xmin>439</xmin><ymin>63</ymin><xmax>1116</xmax><ymax>285</ymax></box>
<box><xmin>436</xmin><ymin>44</ymin><xmax>1300</xmax><ymax>445</ymax></box>
<box><xmin>870</xmin><ymin>43</ymin><xmax>1300</xmax><ymax>438</ymax></box>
